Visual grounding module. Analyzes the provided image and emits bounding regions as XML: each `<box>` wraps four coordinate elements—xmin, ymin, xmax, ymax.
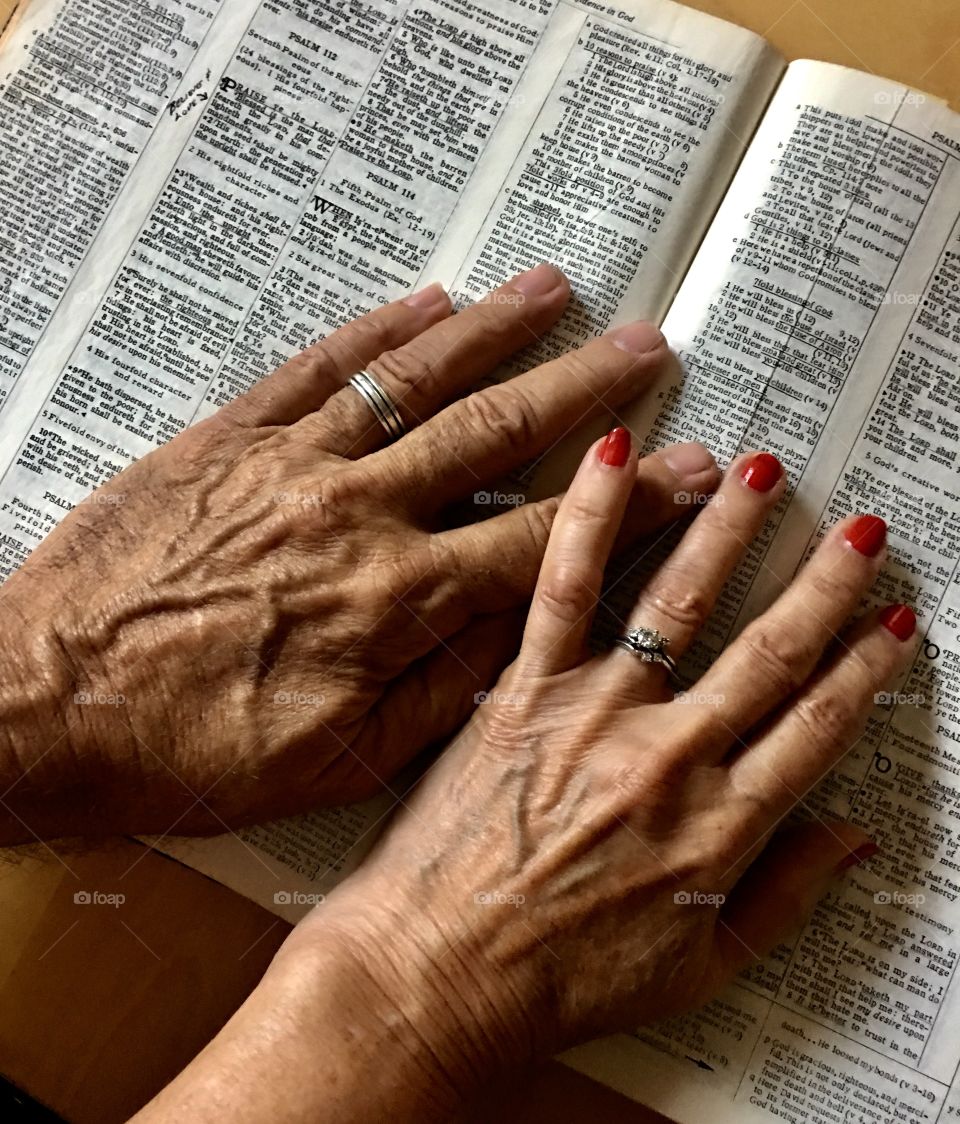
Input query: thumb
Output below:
<box><xmin>713</xmin><ymin>821</ymin><xmax>878</xmax><ymax>977</ymax></box>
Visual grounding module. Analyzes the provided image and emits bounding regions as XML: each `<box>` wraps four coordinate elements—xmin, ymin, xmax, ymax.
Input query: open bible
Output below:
<box><xmin>1</xmin><ymin>0</ymin><xmax>959</xmax><ymax>1121</ymax></box>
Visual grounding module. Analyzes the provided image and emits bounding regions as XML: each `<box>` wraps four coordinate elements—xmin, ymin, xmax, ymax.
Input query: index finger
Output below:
<box><xmin>372</xmin><ymin>321</ymin><xmax>670</xmax><ymax>513</ymax></box>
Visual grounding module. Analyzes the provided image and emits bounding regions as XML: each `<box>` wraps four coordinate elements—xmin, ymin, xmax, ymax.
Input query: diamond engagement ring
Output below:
<box><xmin>614</xmin><ymin>627</ymin><xmax>680</xmax><ymax>678</ymax></box>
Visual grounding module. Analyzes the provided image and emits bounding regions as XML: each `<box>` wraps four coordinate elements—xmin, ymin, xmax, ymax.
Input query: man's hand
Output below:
<box><xmin>0</xmin><ymin>264</ymin><xmax>719</xmax><ymax>841</ymax></box>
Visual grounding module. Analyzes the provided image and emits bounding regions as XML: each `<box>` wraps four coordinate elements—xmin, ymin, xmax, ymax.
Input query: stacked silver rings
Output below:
<box><xmin>614</xmin><ymin>626</ymin><xmax>679</xmax><ymax>679</ymax></box>
<box><xmin>347</xmin><ymin>370</ymin><xmax>406</xmax><ymax>443</ymax></box>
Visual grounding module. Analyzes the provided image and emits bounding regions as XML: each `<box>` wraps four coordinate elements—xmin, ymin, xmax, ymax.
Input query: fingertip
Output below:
<box><xmin>607</xmin><ymin>321</ymin><xmax>667</xmax><ymax>355</ymax></box>
<box><xmin>878</xmin><ymin>603</ymin><xmax>917</xmax><ymax>643</ymax></box>
<box><xmin>482</xmin><ymin>264</ymin><xmax>570</xmax><ymax>330</ymax></box>
<box><xmin>659</xmin><ymin>442</ymin><xmax>720</xmax><ymax>492</ymax></box>
<box><xmin>842</xmin><ymin>514</ymin><xmax>888</xmax><ymax>559</ymax></box>
<box><xmin>835</xmin><ymin>839</ymin><xmax>880</xmax><ymax>874</ymax></box>
<box><xmin>509</xmin><ymin>262</ymin><xmax>568</xmax><ymax>299</ymax></box>
<box><xmin>597</xmin><ymin>426</ymin><xmax>634</xmax><ymax>469</ymax></box>
<box><xmin>736</xmin><ymin>450</ymin><xmax>785</xmax><ymax>495</ymax></box>
<box><xmin>403</xmin><ymin>281</ymin><xmax>451</xmax><ymax>313</ymax></box>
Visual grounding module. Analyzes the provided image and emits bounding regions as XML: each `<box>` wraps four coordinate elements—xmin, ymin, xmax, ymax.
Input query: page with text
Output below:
<box><xmin>565</xmin><ymin>62</ymin><xmax>960</xmax><ymax>1124</ymax></box>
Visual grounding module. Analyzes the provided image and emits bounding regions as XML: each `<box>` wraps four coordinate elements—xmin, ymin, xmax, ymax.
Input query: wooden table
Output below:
<box><xmin>1</xmin><ymin>1</ymin><xmax>958</xmax><ymax>1121</ymax></box>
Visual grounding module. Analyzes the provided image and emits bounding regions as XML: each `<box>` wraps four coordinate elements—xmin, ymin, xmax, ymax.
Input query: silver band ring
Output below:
<box><xmin>614</xmin><ymin>627</ymin><xmax>680</xmax><ymax>679</ymax></box>
<box><xmin>347</xmin><ymin>370</ymin><xmax>407</xmax><ymax>443</ymax></box>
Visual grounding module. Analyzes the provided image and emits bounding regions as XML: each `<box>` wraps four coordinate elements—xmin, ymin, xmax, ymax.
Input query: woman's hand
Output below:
<box><xmin>0</xmin><ymin>265</ymin><xmax>719</xmax><ymax>840</ymax></box>
<box><xmin>270</xmin><ymin>433</ymin><xmax>915</xmax><ymax>1119</ymax></box>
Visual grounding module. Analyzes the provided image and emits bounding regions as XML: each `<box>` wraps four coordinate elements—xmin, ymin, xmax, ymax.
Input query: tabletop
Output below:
<box><xmin>0</xmin><ymin>0</ymin><xmax>958</xmax><ymax>1121</ymax></box>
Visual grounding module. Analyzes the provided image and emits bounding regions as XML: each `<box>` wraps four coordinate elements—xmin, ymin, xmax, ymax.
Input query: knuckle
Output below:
<box><xmin>456</xmin><ymin>386</ymin><xmax>539</xmax><ymax>455</ymax></box>
<box><xmin>339</xmin><ymin>310</ymin><xmax>394</xmax><ymax>360</ymax></box>
<box><xmin>808</xmin><ymin>563</ymin><xmax>862</xmax><ymax>609</ymax></box>
<box><xmin>563</xmin><ymin>496</ymin><xmax>610</xmax><ymax>531</ymax></box>
<box><xmin>790</xmin><ymin>691</ymin><xmax>860</xmax><ymax>755</ymax></box>
<box><xmin>536</xmin><ymin>563</ymin><xmax>600</xmax><ymax>623</ymax></box>
<box><xmin>370</xmin><ymin>345</ymin><xmax>432</xmax><ymax>398</ymax></box>
<box><xmin>555</xmin><ymin>347</ymin><xmax>609</xmax><ymax>390</ymax></box>
<box><xmin>644</xmin><ymin>566</ymin><xmax>714</xmax><ymax>634</ymax></box>
<box><xmin>470</xmin><ymin>295</ymin><xmax>519</xmax><ymax>332</ymax></box>
<box><xmin>737</xmin><ymin>620</ymin><xmax>815</xmax><ymax>698</ymax></box>
<box><xmin>524</xmin><ymin>496</ymin><xmax>560</xmax><ymax>546</ymax></box>
<box><xmin>280</xmin><ymin>346</ymin><xmax>336</xmax><ymax>393</ymax></box>
<box><xmin>278</xmin><ymin>468</ymin><xmax>365</xmax><ymax>530</ymax></box>
<box><xmin>556</xmin><ymin>343</ymin><xmax>637</xmax><ymax>402</ymax></box>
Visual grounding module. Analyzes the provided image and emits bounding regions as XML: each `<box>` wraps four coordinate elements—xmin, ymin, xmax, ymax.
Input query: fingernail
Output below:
<box><xmin>608</xmin><ymin>321</ymin><xmax>666</xmax><ymax>354</ymax></box>
<box><xmin>403</xmin><ymin>281</ymin><xmax>449</xmax><ymax>309</ymax></box>
<box><xmin>740</xmin><ymin>452</ymin><xmax>783</xmax><ymax>493</ymax></box>
<box><xmin>661</xmin><ymin>442</ymin><xmax>717</xmax><ymax>480</ymax></box>
<box><xmin>844</xmin><ymin>515</ymin><xmax>887</xmax><ymax>557</ymax></box>
<box><xmin>879</xmin><ymin>603</ymin><xmax>917</xmax><ymax>642</ymax></box>
<box><xmin>511</xmin><ymin>262</ymin><xmax>563</xmax><ymax>297</ymax></box>
<box><xmin>836</xmin><ymin>842</ymin><xmax>879</xmax><ymax>873</ymax></box>
<box><xmin>599</xmin><ymin>427</ymin><xmax>631</xmax><ymax>468</ymax></box>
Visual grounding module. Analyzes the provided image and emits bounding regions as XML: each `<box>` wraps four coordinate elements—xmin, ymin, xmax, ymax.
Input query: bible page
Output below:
<box><xmin>564</xmin><ymin>61</ymin><xmax>960</xmax><ymax>1124</ymax></box>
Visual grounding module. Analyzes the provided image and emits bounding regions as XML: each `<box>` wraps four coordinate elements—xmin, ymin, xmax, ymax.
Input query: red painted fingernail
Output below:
<box><xmin>836</xmin><ymin>842</ymin><xmax>879</xmax><ymax>873</ymax></box>
<box><xmin>879</xmin><ymin>604</ymin><xmax>917</xmax><ymax>642</ymax></box>
<box><xmin>599</xmin><ymin>427</ymin><xmax>631</xmax><ymax>468</ymax></box>
<box><xmin>740</xmin><ymin>452</ymin><xmax>782</xmax><ymax>492</ymax></box>
<box><xmin>844</xmin><ymin>515</ymin><xmax>887</xmax><ymax>557</ymax></box>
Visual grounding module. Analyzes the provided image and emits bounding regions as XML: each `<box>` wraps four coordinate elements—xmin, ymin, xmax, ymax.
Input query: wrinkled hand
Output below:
<box><xmin>0</xmin><ymin>264</ymin><xmax>720</xmax><ymax>839</ymax></box>
<box><xmin>293</xmin><ymin>435</ymin><xmax>915</xmax><ymax>1109</ymax></box>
